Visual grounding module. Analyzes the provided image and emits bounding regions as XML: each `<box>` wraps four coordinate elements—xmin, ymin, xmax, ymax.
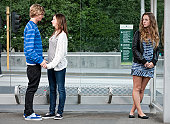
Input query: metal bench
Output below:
<box><xmin>15</xmin><ymin>85</ymin><xmax>150</xmax><ymax>105</ymax></box>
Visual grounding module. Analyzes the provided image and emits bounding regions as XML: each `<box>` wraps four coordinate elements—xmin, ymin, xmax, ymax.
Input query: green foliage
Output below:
<box><xmin>80</xmin><ymin>0</ymin><xmax>141</xmax><ymax>52</ymax></box>
<box><xmin>0</xmin><ymin>0</ymin><xmax>164</xmax><ymax>52</ymax></box>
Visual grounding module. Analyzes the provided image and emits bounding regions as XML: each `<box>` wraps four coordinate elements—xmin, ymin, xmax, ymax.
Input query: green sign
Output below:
<box><xmin>120</xmin><ymin>24</ymin><xmax>133</xmax><ymax>65</ymax></box>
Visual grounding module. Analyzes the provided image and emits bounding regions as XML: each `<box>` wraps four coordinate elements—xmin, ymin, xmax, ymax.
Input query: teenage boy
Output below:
<box><xmin>24</xmin><ymin>4</ymin><xmax>46</xmax><ymax>121</ymax></box>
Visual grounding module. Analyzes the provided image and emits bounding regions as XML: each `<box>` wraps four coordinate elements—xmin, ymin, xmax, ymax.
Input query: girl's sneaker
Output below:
<box><xmin>54</xmin><ymin>113</ymin><xmax>63</xmax><ymax>120</ymax></box>
<box><xmin>42</xmin><ymin>112</ymin><xmax>55</xmax><ymax>119</ymax></box>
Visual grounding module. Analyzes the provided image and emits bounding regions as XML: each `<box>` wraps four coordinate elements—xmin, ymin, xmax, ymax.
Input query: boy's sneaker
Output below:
<box><xmin>42</xmin><ymin>112</ymin><xmax>55</xmax><ymax>119</ymax></box>
<box><xmin>25</xmin><ymin>113</ymin><xmax>42</xmax><ymax>121</ymax></box>
<box><xmin>23</xmin><ymin>113</ymin><xmax>41</xmax><ymax>118</ymax></box>
<box><xmin>54</xmin><ymin>113</ymin><xmax>63</xmax><ymax>120</ymax></box>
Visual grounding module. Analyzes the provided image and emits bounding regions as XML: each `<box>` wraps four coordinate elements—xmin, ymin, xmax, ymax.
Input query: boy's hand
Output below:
<box><xmin>40</xmin><ymin>59</ymin><xmax>46</xmax><ymax>66</ymax></box>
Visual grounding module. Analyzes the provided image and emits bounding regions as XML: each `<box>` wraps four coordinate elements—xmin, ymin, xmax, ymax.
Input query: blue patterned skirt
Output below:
<box><xmin>131</xmin><ymin>40</ymin><xmax>155</xmax><ymax>78</ymax></box>
<box><xmin>131</xmin><ymin>62</ymin><xmax>154</xmax><ymax>78</ymax></box>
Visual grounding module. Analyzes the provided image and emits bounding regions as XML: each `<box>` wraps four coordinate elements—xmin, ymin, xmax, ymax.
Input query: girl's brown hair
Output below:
<box><xmin>52</xmin><ymin>14</ymin><xmax>68</xmax><ymax>37</ymax></box>
<box><xmin>139</xmin><ymin>12</ymin><xmax>159</xmax><ymax>48</ymax></box>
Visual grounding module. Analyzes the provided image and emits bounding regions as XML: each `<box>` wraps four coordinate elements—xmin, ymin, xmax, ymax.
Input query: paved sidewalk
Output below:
<box><xmin>0</xmin><ymin>104</ymin><xmax>165</xmax><ymax>124</ymax></box>
<box><xmin>0</xmin><ymin>112</ymin><xmax>163</xmax><ymax>124</ymax></box>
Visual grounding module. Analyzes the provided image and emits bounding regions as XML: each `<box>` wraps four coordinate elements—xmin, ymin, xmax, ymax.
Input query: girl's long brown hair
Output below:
<box><xmin>139</xmin><ymin>12</ymin><xmax>159</xmax><ymax>48</ymax></box>
<box><xmin>52</xmin><ymin>13</ymin><xmax>68</xmax><ymax>37</ymax></box>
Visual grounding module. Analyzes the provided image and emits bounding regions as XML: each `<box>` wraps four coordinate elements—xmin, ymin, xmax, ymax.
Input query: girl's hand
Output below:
<box><xmin>147</xmin><ymin>62</ymin><xmax>154</xmax><ymax>68</ymax></box>
<box><xmin>144</xmin><ymin>62</ymin><xmax>149</xmax><ymax>68</ymax></box>
<box><xmin>43</xmin><ymin>63</ymin><xmax>47</xmax><ymax>69</ymax></box>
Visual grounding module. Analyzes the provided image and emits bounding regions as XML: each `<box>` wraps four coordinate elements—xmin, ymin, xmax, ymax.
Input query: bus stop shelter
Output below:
<box><xmin>149</xmin><ymin>0</ymin><xmax>170</xmax><ymax>123</ymax></box>
<box><xmin>163</xmin><ymin>0</ymin><xmax>170</xmax><ymax>123</ymax></box>
<box><xmin>0</xmin><ymin>0</ymin><xmax>169</xmax><ymax>123</ymax></box>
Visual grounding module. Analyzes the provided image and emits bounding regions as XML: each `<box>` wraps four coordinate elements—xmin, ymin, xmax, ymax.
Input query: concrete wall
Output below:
<box><xmin>1</xmin><ymin>52</ymin><xmax>126</xmax><ymax>69</ymax></box>
<box><xmin>1</xmin><ymin>52</ymin><xmax>164</xmax><ymax>71</ymax></box>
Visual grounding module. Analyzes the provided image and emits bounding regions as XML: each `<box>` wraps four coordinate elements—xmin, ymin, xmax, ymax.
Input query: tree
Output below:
<box><xmin>0</xmin><ymin>0</ymin><xmax>164</xmax><ymax>52</ymax></box>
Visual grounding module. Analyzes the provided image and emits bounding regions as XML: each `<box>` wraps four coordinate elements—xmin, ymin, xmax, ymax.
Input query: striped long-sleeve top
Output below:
<box><xmin>24</xmin><ymin>21</ymin><xmax>43</xmax><ymax>65</ymax></box>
